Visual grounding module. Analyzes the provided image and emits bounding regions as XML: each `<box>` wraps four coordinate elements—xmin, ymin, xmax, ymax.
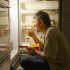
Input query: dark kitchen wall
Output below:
<box><xmin>59</xmin><ymin>0</ymin><xmax>70</xmax><ymax>47</ymax></box>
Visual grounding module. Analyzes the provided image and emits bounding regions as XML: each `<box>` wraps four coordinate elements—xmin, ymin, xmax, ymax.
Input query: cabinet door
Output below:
<box><xmin>0</xmin><ymin>0</ymin><xmax>10</xmax><ymax>70</ymax></box>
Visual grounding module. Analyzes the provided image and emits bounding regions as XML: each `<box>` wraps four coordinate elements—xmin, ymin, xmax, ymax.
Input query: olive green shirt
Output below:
<box><xmin>44</xmin><ymin>27</ymin><xmax>70</xmax><ymax>70</ymax></box>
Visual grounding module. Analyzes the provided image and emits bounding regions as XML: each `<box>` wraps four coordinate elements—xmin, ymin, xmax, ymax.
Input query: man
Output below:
<box><xmin>20</xmin><ymin>11</ymin><xmax>70</xmax><ymax>70</ymax></box>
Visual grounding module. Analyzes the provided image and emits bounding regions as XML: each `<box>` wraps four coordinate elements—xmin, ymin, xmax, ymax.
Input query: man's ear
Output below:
<box><xmin>39</xmin><ymin>20</ymin><xmax>44</xmax><ymax>26</ymax></box>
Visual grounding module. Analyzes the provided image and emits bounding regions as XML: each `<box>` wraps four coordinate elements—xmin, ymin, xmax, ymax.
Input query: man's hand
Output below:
<box><xmin>27</xmin><ymin>30</ymin><xmax>36</xmax><ymax>38</ymax></box>
<box><xmin>27</xmin><ymin>47</ymin><xmax>37</xmax><ymax>56</ymax></box>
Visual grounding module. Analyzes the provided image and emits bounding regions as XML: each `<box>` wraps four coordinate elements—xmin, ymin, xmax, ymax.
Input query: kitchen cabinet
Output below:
<box><xmin>19</xmin><ymin>0</ymin><xmax>59</xmax><ymax>50</ymax></box>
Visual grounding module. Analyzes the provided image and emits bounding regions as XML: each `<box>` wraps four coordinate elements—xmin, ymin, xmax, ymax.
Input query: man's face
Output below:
<box><xmin>34</xmin><ymin>18</ymin><xmax>43</xmax><ymax>32</ymax></box>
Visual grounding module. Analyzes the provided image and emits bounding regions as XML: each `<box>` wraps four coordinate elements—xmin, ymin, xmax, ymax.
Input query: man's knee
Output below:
<box><xmin>20</xmin><ymin>58</ymin><xmax>30</xmax><ymax>67</ymax></box>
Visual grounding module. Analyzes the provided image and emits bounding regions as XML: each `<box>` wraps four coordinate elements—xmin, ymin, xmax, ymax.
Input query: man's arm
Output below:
<box><xmin>27</xmin><ymin>30</ymin><xmax>44</xmax><ymax>48</ymax></box>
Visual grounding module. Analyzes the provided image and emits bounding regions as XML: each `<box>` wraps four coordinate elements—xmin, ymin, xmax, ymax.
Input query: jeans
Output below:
<box><xmin>20</xmin><ymin>55</ymin><xmax>51</xmax><ymax>70</ymax></box>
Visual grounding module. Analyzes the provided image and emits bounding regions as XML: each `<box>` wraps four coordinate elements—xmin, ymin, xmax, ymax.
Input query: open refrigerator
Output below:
<box><xmin>18</xmin><ymin>0</ymin><xmax>59</xmax><ymax>53</ymax></box>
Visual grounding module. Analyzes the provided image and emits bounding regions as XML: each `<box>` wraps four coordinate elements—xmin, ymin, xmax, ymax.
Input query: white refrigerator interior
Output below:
<box><xmin>19</xmin><ymin>0</ymin><xmax>59</xmax><ymax>47</ymax></box>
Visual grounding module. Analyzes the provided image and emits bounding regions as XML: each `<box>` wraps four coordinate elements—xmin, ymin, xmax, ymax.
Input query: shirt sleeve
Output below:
<box><xmin>44</xmin><ymin>29</ymin><xmax>58</xmax><ymax>59</ymax></box>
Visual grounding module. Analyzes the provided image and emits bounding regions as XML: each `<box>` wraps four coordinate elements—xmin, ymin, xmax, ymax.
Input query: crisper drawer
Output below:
<box><xmin>0</xmin><ymin>43</ymin><xmax>10</xmax><ymax>64</ymax></box>
<box><xmin>0</xmin><ymin>49</ymin><xmax>9</xmax><ymax>64</ymax></box>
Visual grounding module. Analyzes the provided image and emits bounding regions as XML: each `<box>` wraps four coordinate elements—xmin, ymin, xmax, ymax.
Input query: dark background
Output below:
<box><xmin>59</xmin><ymin>0</ymin><xmax>70</xmax><ymax>48</ymax></box>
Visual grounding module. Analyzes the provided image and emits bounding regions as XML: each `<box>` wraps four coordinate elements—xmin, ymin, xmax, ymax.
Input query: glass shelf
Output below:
<box><xmin>20</xmin><ymin>1</ymin><xmax>58</xmax><ymax>10</ymax></box>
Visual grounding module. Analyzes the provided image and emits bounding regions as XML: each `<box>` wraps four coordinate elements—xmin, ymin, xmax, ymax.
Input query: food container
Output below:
<box><xmin>30</xmin><ymin>43</ymin><xmax>40</xmax><ymax>51</ymax></box>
